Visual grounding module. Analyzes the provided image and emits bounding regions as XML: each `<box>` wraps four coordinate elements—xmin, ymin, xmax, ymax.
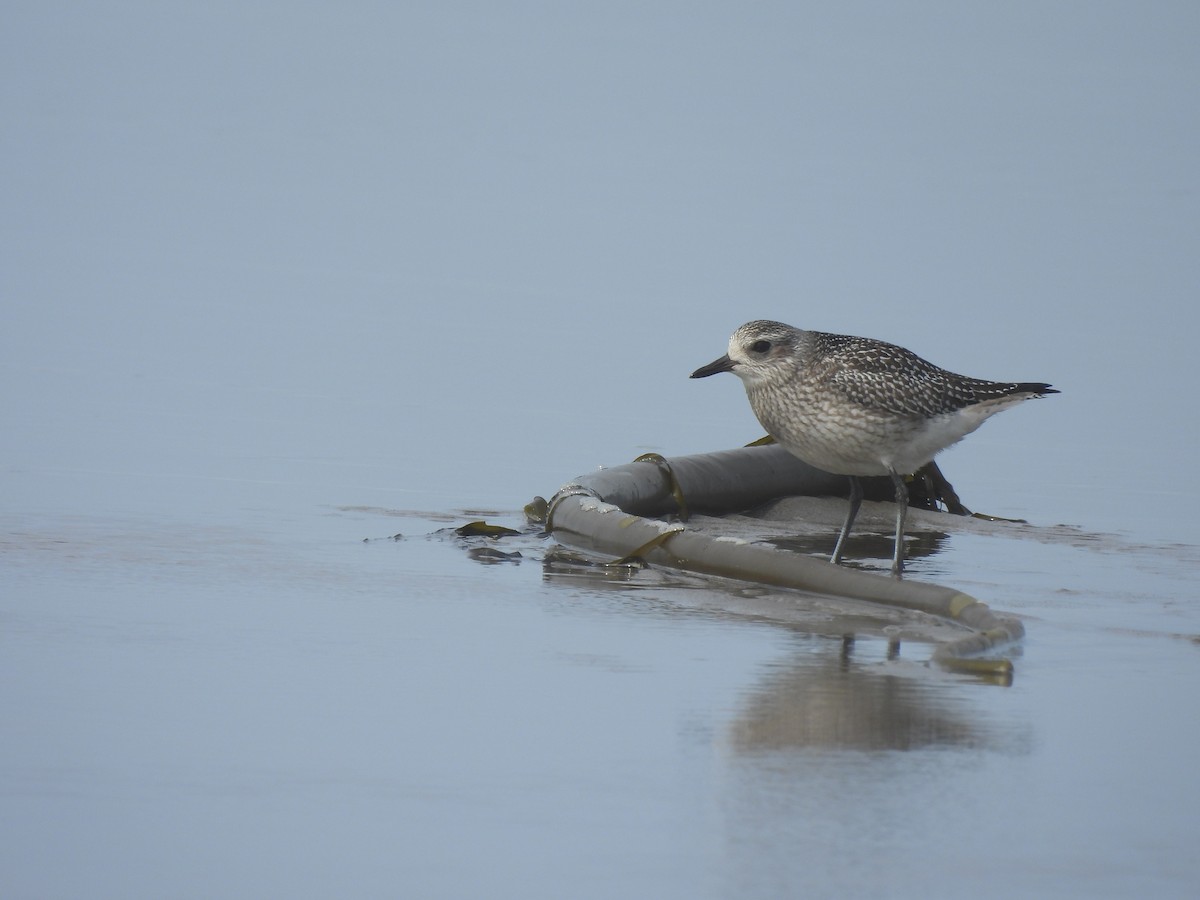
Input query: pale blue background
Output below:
<box><xmin>3</xmin><ymin>3</ymin><xmax>1198</xmax><ymax>898</ymax></box>
<box><xmin>6</xmin><ymin>1</ymin><xmax>1196</xmax><ymax>536</ymax></box>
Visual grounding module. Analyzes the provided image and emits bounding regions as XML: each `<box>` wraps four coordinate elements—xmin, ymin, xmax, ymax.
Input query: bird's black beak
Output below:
<box><xmin>690</xmin><ymin>354</ymin><xmax>735</xmax><ymax>378</ymax></box>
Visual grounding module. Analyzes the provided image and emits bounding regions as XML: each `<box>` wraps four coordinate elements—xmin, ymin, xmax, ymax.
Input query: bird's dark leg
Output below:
<box><xmin>888</xmin><ymin>469</ymin><xmax>908</xmax><ymax>578</ymax></box>
<box><xmin>831</xmin><ymin>475</ymin><xmax>862</xmax><ymax>566</ymax></box>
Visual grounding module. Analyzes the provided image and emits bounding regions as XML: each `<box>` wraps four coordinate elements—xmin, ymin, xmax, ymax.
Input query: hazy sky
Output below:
<box><xmin>3</xmin><ymin>1</ymin><xmax>1197</xmax><ymax>536</ymax></box>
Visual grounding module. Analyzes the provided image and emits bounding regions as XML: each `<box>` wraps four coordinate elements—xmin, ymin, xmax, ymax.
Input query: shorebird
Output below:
<box><xmin>691</xmin><ymin>320</ymin><xmax>1058</xmax><ymax>576</ymax></box>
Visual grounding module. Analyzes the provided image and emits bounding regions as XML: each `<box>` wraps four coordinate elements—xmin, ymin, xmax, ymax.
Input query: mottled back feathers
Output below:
<box><xmin>806</xmin><ymin>332</ymin><xmax>1057</xmax><ymax>419</ymax></box>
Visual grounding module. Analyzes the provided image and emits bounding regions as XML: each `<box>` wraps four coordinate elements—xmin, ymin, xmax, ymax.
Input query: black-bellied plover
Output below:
<box><xmin>691</xmin><ymin>320</ymin><xmax>1058</xmax><ymax>577</ymax></box>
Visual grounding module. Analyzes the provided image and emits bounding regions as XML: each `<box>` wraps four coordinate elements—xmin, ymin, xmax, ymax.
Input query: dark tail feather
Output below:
<box><xmin>1015</xmin><ymin>382</ymin><xmax>1058</xmax><ymax>396</ymax></box>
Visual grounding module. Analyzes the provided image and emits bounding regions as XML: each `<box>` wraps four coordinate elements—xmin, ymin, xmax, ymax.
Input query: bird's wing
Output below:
<box><xmin>815</xmin><ymin>336</ymin><xmax>996</xmax><ymax>418</ymax></box>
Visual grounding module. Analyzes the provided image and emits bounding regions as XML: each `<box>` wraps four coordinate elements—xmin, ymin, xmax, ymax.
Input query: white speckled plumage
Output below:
<box><xmin>691</xmin><ymin>320</ymin><xmax>1058</xmax><ymax>576</ymax></box>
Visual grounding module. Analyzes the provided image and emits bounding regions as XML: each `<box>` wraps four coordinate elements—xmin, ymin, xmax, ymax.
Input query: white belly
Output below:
<box><xmin>757</xmin><ymin>402</ymin><xmax>1004</xmax><ymax>477</ymax></box>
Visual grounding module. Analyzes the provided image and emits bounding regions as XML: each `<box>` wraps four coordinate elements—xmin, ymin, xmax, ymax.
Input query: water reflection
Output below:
<box><xmin>729</xmin><ymin>635</ymin><xmax>1030</xmax><ymax>754</ymax></box>
<box><xmin>766</xmin><ymin>530</ymin><xmax>952</xmax><ymax>570</ymax></box>
<box><xmin>528</xmin><ymin>527</ymin><xmax>1031</xmax><ymax>755</ymax></box>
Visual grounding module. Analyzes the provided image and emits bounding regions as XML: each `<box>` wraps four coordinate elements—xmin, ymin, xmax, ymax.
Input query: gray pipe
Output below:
<box><xmin>547</xmin><ymin>445</ymin><xmax>1023</xmax><ymax>675</ymax></box>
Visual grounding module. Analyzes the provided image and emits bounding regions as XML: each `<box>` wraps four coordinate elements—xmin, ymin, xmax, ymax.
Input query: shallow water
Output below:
<box><xmin>4</xmin><ymin>3</ymin><xmax>1199</xmax><ymax>897</ymax></box>
<box><xmin>4</xmin><ymin>503</ymin><xmax>1196</xmax><ymax>898</ymax></box>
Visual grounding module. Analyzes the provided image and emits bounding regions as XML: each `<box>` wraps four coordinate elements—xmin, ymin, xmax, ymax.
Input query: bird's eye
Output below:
<box><xmin>750</xmin><ymin>340</ymin><xmax>771</xmax><ymax>354</ymax></box>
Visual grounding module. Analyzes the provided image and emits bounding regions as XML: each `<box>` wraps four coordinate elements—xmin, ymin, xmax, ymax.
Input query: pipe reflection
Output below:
<box><xmin>729</xmin><ymin>634</ymin><xmax>1028</xmax><ymax>753</ymax></box>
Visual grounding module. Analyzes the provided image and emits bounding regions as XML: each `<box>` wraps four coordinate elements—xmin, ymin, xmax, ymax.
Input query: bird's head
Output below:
<box><xmin>690</xmin><ymin>320</ymin><xmax>801</xmax><ymax>386</ymax></box>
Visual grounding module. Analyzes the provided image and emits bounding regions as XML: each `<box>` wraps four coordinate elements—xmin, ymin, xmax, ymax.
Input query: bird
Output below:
<box><xmin>690</xmin><ymin>320</ymin><xmax>1058</xmax><ymax>577</ymax></box>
